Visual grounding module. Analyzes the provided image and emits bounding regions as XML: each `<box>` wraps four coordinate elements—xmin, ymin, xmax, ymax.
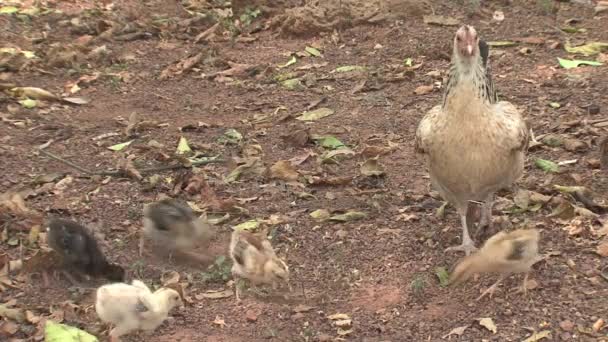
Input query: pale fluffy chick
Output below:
<box><xmin>95</xmin><ymin>279</ymin><xmax>182</xmax><ymax>342</ymax></box>
<box><xmin>140</xmin><ymin>198</ymin><xmax>214</xmax><ymax>257</ymax></box>
<box><xmin>449</xmin><ymin>229</ymin><xmax>542</xmax><ymax>301</ymax></box>
<box><xmin>229</xmin><ymin>229</ymin><xmax>290</xmax><ymax>301</ymax></box>
<box><xmin>415</xmin><ymin>25</ymin><xmax>529</xmax><ymax>255</ymax></box>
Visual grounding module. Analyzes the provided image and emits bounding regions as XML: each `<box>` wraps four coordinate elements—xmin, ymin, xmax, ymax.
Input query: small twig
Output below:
<box><xmin>39</xmin><ymin>148</ymin><xmax>108</xmax><ymax>175</ymax></box>
<box><xmin>39</xmin><ymin>148</ymin><xmax>224</xmax><ymax>177</ymax></box>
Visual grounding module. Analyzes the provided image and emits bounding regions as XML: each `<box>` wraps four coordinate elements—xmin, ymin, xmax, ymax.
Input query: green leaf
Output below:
<box><xmin>313</xmin><ymin>135</ymin><xmax>345</xmax><ymax>149</ymax></box>
<box><xmin>534</xmin><ymin>158</ymin><xmax>559</xmax><ymax>173</ymax></box>
<box><xmin>278</xmin><ymin>56</ymin><xmax>297</xmax><ymax>68</ymax></box>
<box><xmin>233</xmin><ymin>219</ymin><xmax>260</xmax><ymax>231</ymax></box>
<box><xmin>221</xmin><ymin>129</ymin><xmax>242</xmax><ymax>144</ymax></box>
<box><xmin>487</xmin><ymin>41</ymin><xmax>517</xmax><ymax>47</ymax></box>
<box><xmin>548</xmin><ymin>102</ymin><xmax>561</xmax><ymax>108</ymax></box>
<box><xmin>565</xmin><ymin>42</ymin><xmax>608</xmax><ymax>56</ymax></box>
<box><xmin>310</xmin><ymin>209</ymin><xmax>330</xmax><ymax>220</ymax></box>
<box><xmin>45</xmin><ymin>321</ymin><xmax>98</xmax><ymax>342</ymax></box>
<box><xmin>404</xmin><ymin>58</ymin><xmax>413</xmax><ymax>67</ymax></box>
<box><xmin>296</xmin><ymin>107</ymin><xmax>334</xmax><ymax>121</ymax></box>
<box><xmin>561</xmin><ymin>26</ymin><xmax>586</xmax><ymax>33</ymax></box>
<box><xmin>19</xmin><ymin>98</ymin><xmax>37</xmax><ymax>108</ymax></box>
<box><xmin>329</xmin><ymin>211</ymin><xmax>367</xmax><ymax>222</ymax></box>
<box><xmin>107</xmin><ymin>140</ymin><xmax>133</xmax><ymax>151</ymax></box>
<box><xmin>434</xmin><ymin>267</ymin><xmax>450</xmax><ymax>287</ymax></box>
<box><xmin>333</xmin><ymin>65</ymin><xmax>366</xmax><ymax>73</ymax></box>
<box><xmin>305</xmin><ymin>46</ymin><xmax>322</xmax><ymax>57</ymax></box>
<box><xmin>557</xmin><ymin>57</ymin><xmax>603</xmax><ymax>69</ymax></box>
<box><xmin>176</xmin><ymin>136</ymin><xmax>192</xmax><ymax>154</ymax></box>
<box><xmin>281</xmin><ymin>78</ymin><xmax>304</xmax><ymax>90</ymax></box>
<box><xmin>0</xmin><ymin>6</ymin><xmax>19</xmax><ymax>14</ymax></box>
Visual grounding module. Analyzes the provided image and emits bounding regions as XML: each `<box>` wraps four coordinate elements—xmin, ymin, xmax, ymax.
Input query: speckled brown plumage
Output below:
<box><xmin>415</xmin><ymin>25</ymin><xmax>529</xmax><ymax>255</ymax></box>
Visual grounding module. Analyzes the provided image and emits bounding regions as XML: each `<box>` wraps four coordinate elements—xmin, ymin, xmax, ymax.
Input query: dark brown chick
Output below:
<box><xmin>415</xmin><ymin>25</ymin><xmax>529</xmax><ymax>255</ymax></box>
<box><xmin>449</xmin><ymin>228</ymin><xmax>542</xmax><ymax>301</ymax></box>
<box><xmin>141</xmin><ymin>198</ymin><xmax>214</xmax><ymax>257</ymax></box>
<box><xmin>46</xmin><ymin>218</ymin><xmax>125</xmax><ymax>283</ymax></box>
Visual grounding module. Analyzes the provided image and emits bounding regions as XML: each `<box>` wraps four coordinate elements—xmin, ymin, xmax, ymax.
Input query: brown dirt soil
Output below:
<box><xmin>1</xmin><ymin>0</ymin><xmax>608</xmax><ymax>341</ymax></box>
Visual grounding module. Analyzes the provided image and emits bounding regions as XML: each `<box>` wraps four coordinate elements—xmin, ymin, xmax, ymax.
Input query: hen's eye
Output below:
<box><xmin>456</xmin><ymin>36</ymin><xmax>462</xmax><ymax>42</ymax></box>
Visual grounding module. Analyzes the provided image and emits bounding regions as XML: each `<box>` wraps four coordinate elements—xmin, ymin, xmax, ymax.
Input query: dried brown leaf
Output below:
<box><xmin>270</xmin><ymin>160</ymin><xmax>299</xmax><ymax>181</ymax></box>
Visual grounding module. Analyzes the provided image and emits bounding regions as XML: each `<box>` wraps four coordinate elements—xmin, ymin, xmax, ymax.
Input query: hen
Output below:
<box><xmin>449</xmin><ymin>228</ymin><xmax>542</xmax><ymax>300</ymax></box>
<box><xmin>415</xmin><ymin>25</ymin><xmax>529</xmax><ymax>255</ymax></box>
<box><xmin>46</xmin><ymin>218</ymin><xmax>125</xmax><ymax>283</ymax></box>
<box><xmin>95</xmin><ymin>279</ymin><xmax>182</xmax><ymax>342</ymax></box>
<box><xmin>229</xmin><ymin>228</ymin><xmax>290</xmax><ymax>301</ymax></box>
<box><xmin>140</xmin><ymin>198</ymin><xmax>214</xmax><ymax>258</ymax></box>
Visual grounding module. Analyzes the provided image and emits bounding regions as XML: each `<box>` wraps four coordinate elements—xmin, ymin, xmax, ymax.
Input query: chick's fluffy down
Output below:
<box><xmin>95</xmin><ymin>280</ymin><xmax>180</xmax><ymax>333</ymax></box>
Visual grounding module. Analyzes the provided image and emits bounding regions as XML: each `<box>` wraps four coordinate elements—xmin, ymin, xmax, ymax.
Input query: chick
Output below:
<box><xmin>449</xmin><ymin>229</ymin><xmax>542</xmax><ymax>301</ymax></box>
<box><xmin>415</xmin><ymin>25</ymin><xmax>529</xmax><ymax>255</ymax></box>
<box><xmin>229</xmin><ymin>228</ymin><xmax>290</xmax><ymax>301</ymax></box>
<box><xmin>46</xmin><ymin>218</ymin><xmax>125</xmax><ymax>283</ymax></box>
<box><xmin>140</xmin><ymin>198</ymin><xmax>214</xmax><ymax>258</ymax></box>
<box><xmin>95</xmin><ymin>279</ymin><xmax>182</xmax><ymax>342</ymax></box>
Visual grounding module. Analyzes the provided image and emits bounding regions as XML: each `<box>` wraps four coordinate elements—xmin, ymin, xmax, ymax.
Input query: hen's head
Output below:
<box><xmin>453</xmin><ymin>25</ymin><xmax>479</xmax><ymax>64</ymax></box>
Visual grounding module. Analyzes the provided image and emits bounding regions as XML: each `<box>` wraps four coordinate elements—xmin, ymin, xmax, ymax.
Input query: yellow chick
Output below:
<box><xmin>140</xmin><ymin>198</ymin><xmax>214</xmax><ymax>257</ymax></box>
<box><xmin>449</xmin><ymin>228</ymin><xmax>542</xmax><ymax>301</ymax></box>
<box><xmin>95</xmin><ymin>279</ymin><xmax>182</xmax><ymax>341</ymax></box>
<box><xmin>229</xmin><ymin>228</ymin><xmax>290</xmax><ymax>301</ymax></box>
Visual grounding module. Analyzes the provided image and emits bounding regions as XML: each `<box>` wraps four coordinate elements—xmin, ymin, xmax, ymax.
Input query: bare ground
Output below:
<box><xmin>1</xmin><ymin>0</ymin><xmax>608</xmax><ymax>341</ymax></box>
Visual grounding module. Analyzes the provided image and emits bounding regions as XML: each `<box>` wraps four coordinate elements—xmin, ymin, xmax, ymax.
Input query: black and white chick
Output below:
<box><xmin>140</xmin><ymin>198</ymin><xmax>214</xmax><ymax>258</ymax></box>
<box><xmin>46</xmin><ymin>218</ymin><xmax>125</xmax><ymax>284</ymax></box>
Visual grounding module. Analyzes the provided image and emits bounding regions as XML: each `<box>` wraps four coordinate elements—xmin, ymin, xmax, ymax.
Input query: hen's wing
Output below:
<box><xmin>494</xmin><ymin>101</ymin><xmax>529</xmax><ymax>152</ymax></box>
<box><xmin>415</xmin><ymin>105</ymin><xmax>442</xmax><ymax>154</ymax></box>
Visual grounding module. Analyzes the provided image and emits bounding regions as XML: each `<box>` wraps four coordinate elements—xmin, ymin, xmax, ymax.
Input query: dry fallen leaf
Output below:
<box><xmin>478</xmin><ymin>317</ymin><xmax>497</xmax><ymax>333</ymax></box>
<box><xmin>213</xmin><ymin>315</ymin><xmax>226</xmax><ymax>328</ymax></box>
<box><xmin>592</xmin><ymin>318</ymin><xmax>605</xmax><ymax>332</ymax></box>
<box><xmin>414</xmin><ymin>84</ymin><xmax>434</xmax><ymax>95</ymax></box>
<box><xmin>293</xmin><ymin>304</ymin><xmax>314</xmax><ymax>313</ymax></box>
<box><xmin>269</xmin><ymin>160</ymin><xmax>299</xmax><ymax>181</ymax></box>
<box><xmin>597</xmin><ymin>240</ymin><xmax>608</xmax><ymax>257</ymax></box>
<box><xmin>360</xmin><ymin>158</ymin><xmax>385</xmax><ymax>177</ymax></box>
<box><xmin>161</xmin><ymin>271</ymin><xmax>180</xmax><ymax>286</ymax></box>
<box><xmin>197</xmin><ymin>289</ymin><xmax>233</xmax><ymax>299</ymax></box>
<box><xmin>522</xmin><ymin>330</ymin><xmax>552</xmax><ymax>342</ymax></box>
<box><xmin>442</xmin><ymin>325</ymin><xmax>469</xmax><ymax>339</ymax></box>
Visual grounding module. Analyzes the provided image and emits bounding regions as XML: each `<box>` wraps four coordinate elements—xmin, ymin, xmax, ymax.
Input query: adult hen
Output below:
<box><xmin>95</xmin><ymin>279</ymin><xmax>182</xmax><ymax>342</ymax></box>
<box><xmin>140</xmin><ymin>198</ymin><xmax>214</xmax><ymax>257</ymax></box>
<box><xmin>449</xmin><ymin>228</ymin><xmax>542</xmax><ymax>300</ymax></box>
<box><xmin>46</xmin><ymin>218</ymin><xmax>125</xmax><ymax>283</ymax></box>
<box><xmin>230</xmin><ymin>228</ymin><xmax>290</xmax><ymax>301</ymax></box>
<box><xmin>415</xmin><ymin>25</ymin><xmax>529</xmax><ymax>255</ymax></box>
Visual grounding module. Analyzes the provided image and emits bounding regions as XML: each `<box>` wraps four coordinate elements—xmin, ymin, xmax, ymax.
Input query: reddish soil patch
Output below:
<box><xmin>1</xmin><ymin>0</ymin><xmax>608</xmax><ymax>341</ymax></box>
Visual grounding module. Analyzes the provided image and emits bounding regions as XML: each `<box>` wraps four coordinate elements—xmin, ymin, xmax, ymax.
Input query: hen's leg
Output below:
<box><xmin>478</xmin><ymin>194</ymin><xmax>494</xmax><ymax>229</ymax></box>
<box><xmin>476</xmin><ymin>275</ymin><xmax>505</xmax><ymax>301</ymax></box>
<box><xmin>445</xmin><ymin>214</ymin><xmax>478</xmax><ymax>255</ymax></box>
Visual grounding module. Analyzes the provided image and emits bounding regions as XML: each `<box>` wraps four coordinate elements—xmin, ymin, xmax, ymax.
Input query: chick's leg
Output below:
<box><xmin>513</xmin><ymin>272</ymin><xmax>529</xmax><ymax>295</ymax></box>
<box><xmin>476</xmin><ymin>275</ymin><xmax>505</xmax><ymax>301</ymax></box>
<box><xmin>445</xmin><ymin>214</ymin><xmax>478</xmax><ymax>256</ymax></box>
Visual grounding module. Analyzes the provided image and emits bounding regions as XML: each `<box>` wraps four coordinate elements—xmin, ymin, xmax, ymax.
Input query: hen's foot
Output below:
<box><xmin>445</xmin><ymin>242</ymin><xmax>478</xmax><ymax>256</ymax></box>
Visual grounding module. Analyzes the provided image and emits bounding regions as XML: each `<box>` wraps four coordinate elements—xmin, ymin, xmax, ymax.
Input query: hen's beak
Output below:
<box><xmin>466</xmin><ymin>44</ymin><xmax>473</xmax><ymax>56</ymax></box>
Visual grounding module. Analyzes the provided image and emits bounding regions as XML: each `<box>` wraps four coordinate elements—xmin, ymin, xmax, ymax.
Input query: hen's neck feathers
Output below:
<box><xmin>442</xmin><ymin>41</ymin><xmax>497</xmax><ymax>111</ymax></box>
